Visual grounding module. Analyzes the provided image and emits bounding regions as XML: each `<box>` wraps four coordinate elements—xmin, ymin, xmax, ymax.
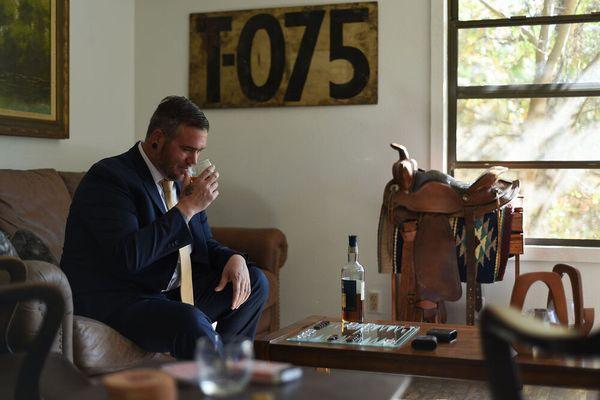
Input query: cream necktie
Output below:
<box><xmin>160</xmin><ymin>179</ymin><xmax>194</xmax><ymax>305</ymax></box>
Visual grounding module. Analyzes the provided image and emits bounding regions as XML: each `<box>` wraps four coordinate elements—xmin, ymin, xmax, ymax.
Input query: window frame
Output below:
<box><xmin>447</xmin><ymin>0</ymin><xmax>600</xmax><ymax>247</ymax></box>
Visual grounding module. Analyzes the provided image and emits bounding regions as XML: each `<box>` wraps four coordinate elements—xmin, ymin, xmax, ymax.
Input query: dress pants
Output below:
<box><xmin>106</xmin><ymin>265</ymin><xmax>268</xmax><ymax>359</ymax></box>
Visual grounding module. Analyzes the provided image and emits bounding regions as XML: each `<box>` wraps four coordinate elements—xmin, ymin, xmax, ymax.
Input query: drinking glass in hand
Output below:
<box><xmin>188</xmin><ymin>158</ymin><xmax>212</xmax><ymax>178</ymax></box>
<box><xmin>196</xmin><ymin>336</ymin><xmax>253</xmax><ymax>397</ymax></box>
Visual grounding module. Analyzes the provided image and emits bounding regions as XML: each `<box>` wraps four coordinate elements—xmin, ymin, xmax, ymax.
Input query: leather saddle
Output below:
<box><xmin>378</xmin><ymin>144</ymin><xmax>520</xmax><ymax>324</ymax></box>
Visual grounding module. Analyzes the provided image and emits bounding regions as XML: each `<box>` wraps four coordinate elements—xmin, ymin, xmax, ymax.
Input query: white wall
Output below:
<box><xmin>135</xmin><ymin>0</ymin><xmax>431</xmax><ymax>326</ymax></box>
<box><xmin>130</xmin><ymin>0</ymin><xmax>600</xmax><ymax>330</ymax></box>
<box><xmin>0</xmin><ymin>0</ymin><xmax>135</xmax><ymax>171</ymax></box>
<box><xmin>1</xmin><ymin>0</ymin><xmax>596</xmax><ymax>329</ymax></box>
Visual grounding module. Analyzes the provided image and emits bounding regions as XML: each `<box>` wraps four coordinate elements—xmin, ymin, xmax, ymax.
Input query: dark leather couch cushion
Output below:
<box><xmin>11</xmin><ymin>230</ymin><xmax>58</xmax><ymax>264</ymax></box>
<box><xmin>0</xmin><ymin>169</ymin><xmax>72</xmax><ymax>262</ymax></box>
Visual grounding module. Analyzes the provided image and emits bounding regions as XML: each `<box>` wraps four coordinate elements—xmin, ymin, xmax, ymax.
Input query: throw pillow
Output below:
<box><xmin>10</xmin><ymin>229</ymin><xmax>58</xmax><ymax>265</ymax></box>
<box><xmin>0</xmin><ymin>229</ymin><xmax>18</xmax><ymax>257</ymax></box>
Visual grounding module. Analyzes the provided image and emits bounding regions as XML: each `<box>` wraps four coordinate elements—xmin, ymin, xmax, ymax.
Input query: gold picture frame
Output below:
<box><xmin>0</xmin><ymin>0</ymin><xmax>69</xmax><ymax>139</ymax></box>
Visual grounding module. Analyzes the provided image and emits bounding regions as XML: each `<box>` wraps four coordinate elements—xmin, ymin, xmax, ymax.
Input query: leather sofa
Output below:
<box><xmin>0</xmin><ymin>168</ymin><xmax>287</xmax><ymax>375</ymax></box>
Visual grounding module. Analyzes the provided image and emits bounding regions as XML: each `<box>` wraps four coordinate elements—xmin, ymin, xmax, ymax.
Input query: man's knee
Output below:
<box><xmin>172</xmin><ymin>306</ymin><xmax>217</xmax><ymax>358</ymax></box>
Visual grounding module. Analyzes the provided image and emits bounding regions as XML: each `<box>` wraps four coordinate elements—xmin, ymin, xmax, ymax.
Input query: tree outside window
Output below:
<box><xmin>448</xmin><ymin>0</ymin><xmax>600</xmax><ymax>245</ymax></box>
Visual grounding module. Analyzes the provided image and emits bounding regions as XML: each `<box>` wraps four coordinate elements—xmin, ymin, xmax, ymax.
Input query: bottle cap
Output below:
<box><xmin>348</xmin><ymin>235</ymin><xmax>357</xmax><ymax>247</ymax></box>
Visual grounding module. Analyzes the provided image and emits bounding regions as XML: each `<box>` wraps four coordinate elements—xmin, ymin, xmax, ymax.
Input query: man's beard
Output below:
<box><xmin>157</xmin><ymin>150</ymin><xmax>181</xmax><ymax>180</ymax></box>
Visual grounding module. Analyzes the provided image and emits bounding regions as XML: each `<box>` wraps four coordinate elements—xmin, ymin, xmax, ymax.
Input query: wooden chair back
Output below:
<box><xmin>510</xmin><ymin>271</ymin><xmax>569</xmax><ymax>326</ymax></box>
<box><xmin>549</xmin><ymin>264</ymin><xmax>594</xmax><ymax>334</ymax></box>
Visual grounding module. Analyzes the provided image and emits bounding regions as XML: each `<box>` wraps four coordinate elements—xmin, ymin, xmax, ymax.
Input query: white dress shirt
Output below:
<box><xmin>138</xmin><ymin>142</ymin><xmax>182</xmax><ymax>291</ymax></box>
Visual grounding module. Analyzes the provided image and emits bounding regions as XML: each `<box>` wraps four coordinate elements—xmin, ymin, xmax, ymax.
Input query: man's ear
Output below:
<box><xmin>148</xmin><ymin>129</ymin><xmax>165</xmax><ymax>150</ymax></box>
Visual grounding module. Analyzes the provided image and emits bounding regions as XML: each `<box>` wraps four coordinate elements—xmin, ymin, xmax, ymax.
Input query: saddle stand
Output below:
<box><xmin>378</xmin><ymin>144</ymin><xmax>521</xmax><ymax>325</ymax></box>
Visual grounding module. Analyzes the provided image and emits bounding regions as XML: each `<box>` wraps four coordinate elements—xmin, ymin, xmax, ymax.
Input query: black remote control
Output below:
<box><xmin>426</xmin><ymin>328</ymin><xmax>458</xmax><ymax>343</ymax></box>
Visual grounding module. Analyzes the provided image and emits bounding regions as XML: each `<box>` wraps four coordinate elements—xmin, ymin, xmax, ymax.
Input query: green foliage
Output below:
<box><xmin>458</xmin><ymin>24</ymin><xmax>599</xmax><ymax>86</ymax></box>
<box><xmin>460</xmin><ymin>0</ymin><xmax>600</xmax><ymax>20</ymax></box>
<box><xmin>0</xmin><ymin>0</ymin><xmax>51</xmax><ymax>107</ymax></box>
<box><xmin>457</xmin><ymin>0</ymin><xmax>600</xmax><ymax>241</ymax></box>
<box><xmin>0</xmin><ymin>0</ymin><xmax>18</xmax><ymax>28</ymax></box>
<box><xmin>544</xmin><ymin>187</ymin><xmax>600</xmax><ymax>240</ymax></box>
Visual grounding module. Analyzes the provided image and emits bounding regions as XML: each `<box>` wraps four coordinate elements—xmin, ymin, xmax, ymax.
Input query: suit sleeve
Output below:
<box><xmin>73</xmin><ymin>163</ymin><xmax>192</xmax><ymax>276</ymax></box>
<box><xmin>190</xmin><ymin>211</ymin><xmax>245</xmax><ymax>271</ymax></box>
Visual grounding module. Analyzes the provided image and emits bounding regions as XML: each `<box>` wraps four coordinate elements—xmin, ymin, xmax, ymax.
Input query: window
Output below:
<box><xmin>448</xmin><ymin>0</ymin><xmax>600</xmax><ymax>246</ymax></box>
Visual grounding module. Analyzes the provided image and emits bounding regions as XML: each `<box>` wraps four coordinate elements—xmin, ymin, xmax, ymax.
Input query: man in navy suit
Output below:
<box><xmin>60</xmin><ymin>96</ymin><xmax>268</xmax><ymax>359</ymax></box>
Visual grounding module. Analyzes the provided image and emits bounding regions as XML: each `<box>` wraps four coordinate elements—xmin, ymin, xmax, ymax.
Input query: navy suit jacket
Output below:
<box><xmin>60</xmin><ymin>144</ymin><xmax>238</xmax><ymax>319</ymax></box>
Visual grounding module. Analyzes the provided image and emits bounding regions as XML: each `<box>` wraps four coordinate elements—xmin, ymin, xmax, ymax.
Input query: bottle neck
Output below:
<box><xmin>347</xmin><ymin>246</ymin><xmax>358</xmax><ymax>263</ymax></box>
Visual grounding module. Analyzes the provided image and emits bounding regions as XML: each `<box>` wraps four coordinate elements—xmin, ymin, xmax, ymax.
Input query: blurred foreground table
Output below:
<box><xmin>173</xmin><ymin>367</ymin><xmax>409</xmax><ymax>399</ymax></box>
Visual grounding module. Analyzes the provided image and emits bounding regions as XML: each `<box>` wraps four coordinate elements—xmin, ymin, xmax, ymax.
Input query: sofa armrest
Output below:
<box><xmin>0</xmin><ymin>255</ymin><xmax>28</xmax><ymax>284</ymax></box>
<box><xmin>0</xmin><ymin>257</ymin><xmax>73</xmax><ymax>362</ymax></box>
<box><xmin>0</xmin><ymin>256</ymin><xmax>28</xmax><ymax>353</ymax></box>
<box><xmin>211</xmin><ymin>228</ymin><xmax>287</xmax><ymax>275</ymax></box>
<box><xmin>73</xmin><ymin>315</ymin><xmax>168</xmax><ymax>375</ymax></box>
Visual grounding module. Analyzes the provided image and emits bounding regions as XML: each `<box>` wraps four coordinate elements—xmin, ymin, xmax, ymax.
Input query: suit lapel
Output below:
<box><xmin>127</xmin><ymin>143</ymin><xmax>167</xmax><ymax>214</ymax></box>
<box><xmin>144</xmin><ymin>178</ymin><xmax>167</xmax><ymax>214</ymax></box>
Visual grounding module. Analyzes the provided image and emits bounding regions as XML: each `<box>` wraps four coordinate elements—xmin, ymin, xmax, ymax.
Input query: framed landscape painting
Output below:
<box><xmin>0</xmin><ymin>0</ymin><xmax>69</xmax><ymax>139</ymax></box>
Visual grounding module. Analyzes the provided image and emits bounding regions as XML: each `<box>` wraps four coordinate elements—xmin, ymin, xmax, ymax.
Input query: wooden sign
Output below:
<box><xmin>189</xmin><ymin>2</ymin><xmax>378</xmax><ymax>108</ymax></box>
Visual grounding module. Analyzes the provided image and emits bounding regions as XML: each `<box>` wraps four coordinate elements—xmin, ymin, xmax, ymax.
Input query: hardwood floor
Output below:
<box><xmin>403</xmin><ymin>377</ymin><xmax>598</xmax><ymax>400</ymax></box>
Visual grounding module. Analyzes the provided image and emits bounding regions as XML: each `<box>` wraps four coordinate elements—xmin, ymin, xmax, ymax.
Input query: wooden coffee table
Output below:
<box><xmin>255</xmin><ymin>315</ymin><xmax>600</xmax><ymax>389</ymax></box>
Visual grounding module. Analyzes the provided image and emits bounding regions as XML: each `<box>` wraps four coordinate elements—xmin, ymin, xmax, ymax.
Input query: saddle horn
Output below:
<box><xmin>391</xmin><ymin>143</ymin><xmax>409</xmax><ymax>161</ymax></box>
<box><xmin>390</xmin><ymin>143</ymin><xmax>417</xmax><ymax>192</ymax></box>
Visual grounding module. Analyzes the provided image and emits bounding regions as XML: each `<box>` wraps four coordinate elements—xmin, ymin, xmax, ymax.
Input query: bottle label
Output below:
<box><xmin>342</xmin><ymin>279</ymin><xmax>364</xmax><ymax>311</ymax></box>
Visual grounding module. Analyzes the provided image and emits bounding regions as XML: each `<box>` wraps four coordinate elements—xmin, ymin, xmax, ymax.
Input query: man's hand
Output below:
<box><xmin>215</xmin><ymin>255</ymin><xmax>251</xmax><ymax>310</ymax></box>
<box><xmin>176</xmin><ymin>166</ymin><xmax>219</xmax><ymax>221</ymax></box>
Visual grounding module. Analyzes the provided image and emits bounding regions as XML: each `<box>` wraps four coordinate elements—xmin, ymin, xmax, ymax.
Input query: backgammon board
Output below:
<box><xmin>286</xmin><ymin>320</ymin><xmax>419</xmax><ymax>348</ymax></box>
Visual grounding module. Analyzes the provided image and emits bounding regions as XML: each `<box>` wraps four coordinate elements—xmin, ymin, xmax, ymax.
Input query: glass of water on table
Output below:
<box><xmin>196</xmin><ymin>336</ymin><xmax>253</xmax><ymax>396</ymax></box>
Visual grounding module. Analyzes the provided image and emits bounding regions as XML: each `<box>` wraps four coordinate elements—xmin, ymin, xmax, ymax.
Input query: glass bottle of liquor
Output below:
<box><xmin>341</xmin><ymin>235</ymin><xmax>365</xmax><ymax>323</ymax></box>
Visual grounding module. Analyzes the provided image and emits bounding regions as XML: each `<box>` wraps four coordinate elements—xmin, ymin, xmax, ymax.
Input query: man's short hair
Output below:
<box><xmin>145</xmin><ymin>96</ymin><xmax>209</xmax><ymax>139</ymax></box>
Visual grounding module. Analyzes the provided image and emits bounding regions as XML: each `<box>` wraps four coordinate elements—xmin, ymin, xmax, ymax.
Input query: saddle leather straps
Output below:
<box><xmin>414</xmin><ymin>214</ymin><xmax>462</xmax><ymax>303</ymax></box>
<box><xmin>465</xmin><ymin>207</ymin><xmax>478</xmax><ymax>325</ymax></box>
<box><xmin>398</xmin><ymin>221</ymin><xmax>418</xmax><ymax>322</ymax></box>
